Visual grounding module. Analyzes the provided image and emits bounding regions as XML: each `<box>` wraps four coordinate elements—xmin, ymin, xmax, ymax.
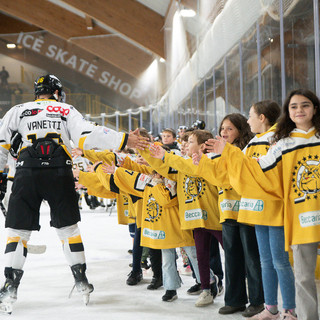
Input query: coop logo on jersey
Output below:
<box><xmin>183</xmin><ymin>176</ymin><xmax>206</xmax><ymax>204</ymax></box>
<box><xmin>240</xmin><ymin>198</ymin><xmax>264</xmax><ymax>212</ymax></box>
<box><xmin>145</xmin><ymin>195</ymin><xmax>162</xmax><ymax>223</ymax></box>
<box><xmin>292</xmin><ymin>156</ymin><xmax>320</xmax><ymax>204</ymax></box>
<box><xmin>143</xmin><ymin>228</ymin><xmax>165</xmax><ymax>240</ymax></box>
<box><xmin>185</xmin><ymin>209</ymin><xmax>208</xmax><ymax>221</ymax></box>
<box><xmin>46</xmin><ymin>105</ymin><xmax>70</xmax><ymax>116</ymax></box>
<box><xmin>20</xmin><ymin>108</ymin><xmax>43</xmax><ymax>119</ymax></box>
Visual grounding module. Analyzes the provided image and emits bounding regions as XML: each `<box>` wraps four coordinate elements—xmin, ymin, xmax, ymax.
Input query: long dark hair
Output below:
<box><xmin>219</xmin><ymin>113</ymin><xmax>254</xmax><ymax>150</ymax></box>
<box><xmin>273</xmin><ymin>89</ymin><xmax>320</xmax><ymax>142</ymax></box>
<box><xmin>252</xmin><ymin>100</ymin><xmax>281</xmax><ymax>126</ymax></box>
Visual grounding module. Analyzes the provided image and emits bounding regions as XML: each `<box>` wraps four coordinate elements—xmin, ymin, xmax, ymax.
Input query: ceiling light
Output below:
<box><xmin>6</xmin><ymin>43</ymin><xmax>16</xmax><ymax>49</ymax></box>
<box><xmin>180</xmin><ymin>9</ymin><xmax>196</xmax><ymax>17</ymax></box>
<box><xmin>159</xmin><ymin>57</ymin><xmax>166</xmax><ymax>63</ymax></box>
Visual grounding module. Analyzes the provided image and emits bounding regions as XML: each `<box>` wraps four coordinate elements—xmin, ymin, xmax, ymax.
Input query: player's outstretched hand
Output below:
<box><xmin>149</xmin><ymin>144</ymin><xmax>165</xmax><ymax>159</ymax></box>
<box><xmin>127</xmin><ymin>128</ymin><xmax>149</xmax><ymax>150</ymax></box>
<box><xmin>72</xmin><ymin>148</ymin><xmax>84</xmax><ymax>158</ymax></box>
<box><xmin>102</xmin><ymin>161</ymin><xmax>116</xmax><ymax>174</ymax></box>
<box><xmin>205</xmin><ymin>136</ymin><xmax>226</xmax><ymax>154</ymax></box>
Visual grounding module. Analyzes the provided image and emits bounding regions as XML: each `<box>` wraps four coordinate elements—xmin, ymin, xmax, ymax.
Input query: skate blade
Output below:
<box><xmin>0</xmin><ymin>302</ymin><xmax>13</xmax><ymax>314</ymax></box>
<box><xmin>82</xmin><ymin>294</ymin><xmax>90</xmax><ymax>305</ymax></box>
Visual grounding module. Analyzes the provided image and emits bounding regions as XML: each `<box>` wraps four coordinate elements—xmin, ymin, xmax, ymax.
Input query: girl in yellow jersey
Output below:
<box><xmin>243</xmin><ymin>101</ymin><xmax>296</xmax><ymax>320</ymax></box>
<box><xmin>208</xmin><ymin>89</ymin><xmax>320</xmax><ymax>320</ymax></box>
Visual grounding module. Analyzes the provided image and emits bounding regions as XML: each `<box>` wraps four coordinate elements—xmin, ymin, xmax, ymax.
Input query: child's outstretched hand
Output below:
<box><xmin>102</xmin><ymin>161</ymin><xmax>116</xmax><ymax>174</ymax></box>
<box><xmin>205</xmin><ymin>136</ymin><xmax>226</xmax><ymax>154</ymax></box>
<box><xmin>149</xmin><ymin>144</ymin><xmax>165</xmax><ymax>159</ymax></box>
<box><xmin>72</xmin><ymin>148</ymin><xmax>84</xmax><ymax>158</ymax></box>
<box><xmin>75</xmin><ymin>181</ymin><xmax>83</xmax><ymax>190</ymax></box>
<box><xmin>192</xmin><ymin>150</ymin><xmax>203</xmax><ymax>165</ymax></box>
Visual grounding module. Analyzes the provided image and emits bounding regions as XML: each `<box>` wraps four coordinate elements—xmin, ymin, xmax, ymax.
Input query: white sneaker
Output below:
<box><xmin>195</xmin><ymin>290</ymin><xmax>213</xmax><ymax>307</ymax></box>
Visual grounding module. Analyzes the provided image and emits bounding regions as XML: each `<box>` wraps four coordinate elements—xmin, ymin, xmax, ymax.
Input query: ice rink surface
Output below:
<box><xmin>0</xmin><ymin>201</ymin><xmax>318</xmax><ymax>319</ymax></box>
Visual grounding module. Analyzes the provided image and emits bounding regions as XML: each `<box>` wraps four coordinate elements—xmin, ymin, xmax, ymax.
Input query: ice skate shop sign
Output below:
<box><xmin>17</xmin><ymin>32</ymin><xmax>142</xmax><ymax>102</ymax></box>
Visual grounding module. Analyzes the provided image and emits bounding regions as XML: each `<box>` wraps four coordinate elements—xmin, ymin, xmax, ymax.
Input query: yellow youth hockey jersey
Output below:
<box><xmin>163</xmin><ymin>151</ymin><xmax>239</xmax><ymax>224</ymax></box>
<box><xmin>112</xmin><ymin>167</ymin><xmax>194</xmax><ymax>249</ymax></box>
<box><xmin>140</xmin><ymin>148</ymin><xmax>222</xmax><ymax>230</ymax></box>
<box><xmin>222</xmin><ymin>128</ymin><xmax>320</xmax><ymax>249</ymax></box>
<box><xmin>238</xmin><ymin>125</ymin><xmax>284</xmax><ymax>226</ymax></box>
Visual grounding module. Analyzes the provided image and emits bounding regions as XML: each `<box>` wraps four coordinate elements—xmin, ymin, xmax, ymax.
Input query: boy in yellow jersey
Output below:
<box><xmin>98</xmin><ymin>162</ymin><xmax>200</xmax><ymax>302</ymax></box>
<box><xmin>141</xmin><ymin>130</ymin><xmax>223</xmax><ymax>307</ymax></box>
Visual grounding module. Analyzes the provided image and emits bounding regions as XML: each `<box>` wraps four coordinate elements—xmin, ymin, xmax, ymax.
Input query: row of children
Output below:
<box><xmin>73</xmin><ymin>88</ymin><xmax>320</xmax><ymax>320</ymax></box>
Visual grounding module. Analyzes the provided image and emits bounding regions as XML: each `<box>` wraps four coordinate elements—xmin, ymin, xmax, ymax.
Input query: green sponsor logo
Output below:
<box><xmin>220</xmin><ymin>199</ymin><xmax>240</xmax><ymax>212</ymax></box>
<box><xmin>143</xmin><ymin>228</ymin><xmax>165</xmax><ymax>240</ymax></box>
<box><xmin>239</xmin><ymin>199</ymin><xmax>264</xmax><ymax>212</ymax></box>
<box><xmin>185</xmin><ymin>209</ymin><xmax>208</xmax><ymax>221</ymax></box>
<box><xmin>299</xmin><ymin>211</ymin><xmax>320</xmax><ymax>227</ymax></box>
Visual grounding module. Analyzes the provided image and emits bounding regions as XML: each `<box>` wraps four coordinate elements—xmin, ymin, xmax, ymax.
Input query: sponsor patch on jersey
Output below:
<box><xmin>46</xmin><ymin>105</ymin><xmax>69</xmax><ymax>116</ymax></box>
<box><xmin>239</xmin><ymin>198</ymin><xmax>264</xmax><ymax>212</ymax></box>
<box><xmin>220</xmin><ymin>199</ymin><xmax>240</xmax><ymax>212</ymax></box>
<box><xmin>299</xmin><ymin>210</ymin><xmax>320</xmax><ymax>227</ymax></box>
<box><xmin>143</xmin><ymin>228</ymin><xmax>165</xmax><ymax>240</ymax></box>
<box><xmin>124</xmin><ymin>210</ymin><xmax>129</xmax><ymax>217</ymax></box>
<box><xmin>185</xmin><ymin>209</ymin><xmax>208</xmax><ymax>221</ymax></box>
<box><xmin>20</xmin><ymin>108</ymin><xmax>43</xmax><ymax>119</ymax></box>
<box><xmin>134</xmin><ymin>174</ymin><xmax>151</xmax><ymax>191</ymax></box>
<box><xmin>103</xmin><ymin>128</ymin><xmax>110</xmax><ymax>134</ymax></box>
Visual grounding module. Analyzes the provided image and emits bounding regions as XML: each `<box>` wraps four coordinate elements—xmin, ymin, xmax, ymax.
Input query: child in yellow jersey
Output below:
<box><xmin>142</xmin><ymin>130</ymin><xmax>223</xmax><ymax>308</ymax></box>
<box><xmin>99</xmin><ymin>163</ymin><xmax>201</xmax><ymax>302</ymax></box>
<box><xmin>245</xmin><ymin>101</ymin><xmax>296</xmax><ymax>320</ymax></box>
<box><xmin>208</xmin><ymin>89</ymin><xmax>320</xmax><ymax>320</ymax></box>
<box><xmin>153</xmin><ymin>116</ymin><xmax>265</xmax><ymax>317</ymax></box>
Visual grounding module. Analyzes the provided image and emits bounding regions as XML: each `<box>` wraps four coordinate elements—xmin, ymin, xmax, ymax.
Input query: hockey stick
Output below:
<box><xmin>0</xmin><ymin>200</ymin><xmax>47</xmax><ymax>254</ymax></box>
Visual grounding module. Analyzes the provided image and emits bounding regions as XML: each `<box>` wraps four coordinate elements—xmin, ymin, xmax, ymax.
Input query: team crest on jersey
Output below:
<box><xmin>183</xmin><ymin>176</ymin><xmax>206</xmax><ymax>204</ymax></box>
<box><xmin>292</xmin><ymin>155</ymin><xmax>320</xmax><ymax>203</ymax></box>
<box><xmin>20</xmin><ymin>108</ymin><xmax>43</xmax><ymax>118</ymax></box>
<box><xmin>145</xmin><ymin>195</ymin><xmax>162</xmax><ymax>223</ymax></box>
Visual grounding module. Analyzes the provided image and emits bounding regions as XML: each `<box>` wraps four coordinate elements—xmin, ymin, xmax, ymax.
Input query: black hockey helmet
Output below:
<box><xmin>192</xmin><ymin>119</ymin><xmax>206</xmax><ymax>130</ymax></box>
<box><xmin>34</xmin><ymin>74</ymin><xmax>64</xmax><ymax>101</ymax></box>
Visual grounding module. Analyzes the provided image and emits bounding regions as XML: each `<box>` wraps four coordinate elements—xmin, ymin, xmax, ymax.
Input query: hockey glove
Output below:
<box><xmin>0</xmin><ymin>173</ymin><xmax>7</xmax><ymax>200</ymax></box>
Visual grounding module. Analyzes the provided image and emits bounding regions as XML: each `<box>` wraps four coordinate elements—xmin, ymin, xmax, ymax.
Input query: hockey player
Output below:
<box><xmin>0</xmin><ymin>74</ymin><xmax>147</xmax><ymax>313</ymax></box>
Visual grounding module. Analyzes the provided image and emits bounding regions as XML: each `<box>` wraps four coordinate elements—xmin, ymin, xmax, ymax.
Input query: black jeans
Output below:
<box><xmin>132</xmin><ymin>226</ymin><xmax>143</xmax><ymax>273</ymax></box>
<box><xmin>223</xmin><ymin>222</ymin><xmax>264</xmax><ymax>307</ymax></box>
<box><xmin>149</xmin><ymin>248</ymin><xmax>162</xmax><ymax>279</ymax></box>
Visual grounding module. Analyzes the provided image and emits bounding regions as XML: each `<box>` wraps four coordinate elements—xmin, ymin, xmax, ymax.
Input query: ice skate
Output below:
<box><xmin>70</xmin><ymin>263</ymin><xmax>94</xmax><ymax>305</ymax></box>
<box><xmin>0</xmin><ymin>268</ymin><xmax>23</xmax><ymax>314</ymax></box>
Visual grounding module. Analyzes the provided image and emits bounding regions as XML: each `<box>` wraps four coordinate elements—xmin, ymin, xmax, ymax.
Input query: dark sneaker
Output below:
<box><xmin>147</xmin><ymin>277</ymin><xmax>162</xmax><ymax>290</ymax></box>
<box><xmin>242</xmin><ymin>304</ymin><xmax>265</xmax><ymax>317</ymax></box>
<box><xmin>187</xmin><ymin>283</ymin><xmax>202</xmax><ymax>295</ymax></box>
<box><xmin>141</xmin><ymin>260</ymin><xmax>150</xmax><ymax>270</ymax></box>
<box><xmin>126</xmin><ymin>271</ymin><xmax>142</xmax><ymax>285</ymax></box>
<box><xmin>210</xmin><ymin>275</ymin><xmax>219</xmax><ymax>299</ymax></box>
<box><xmin>162</xmin><ymin>290</ymin><xmax>177</xmax><ymax>302</ymax></box>
<box><xmin>219</xmin><ymin>305</ymin><xmax>246</xmax><ymax>315</ymax></box>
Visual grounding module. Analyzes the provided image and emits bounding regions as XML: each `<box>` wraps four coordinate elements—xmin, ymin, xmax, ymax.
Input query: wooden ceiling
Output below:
<box><xmin>0</xmin><ymin>0</ymin><xmax>197</xmax><ymax>108</ymax></box>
